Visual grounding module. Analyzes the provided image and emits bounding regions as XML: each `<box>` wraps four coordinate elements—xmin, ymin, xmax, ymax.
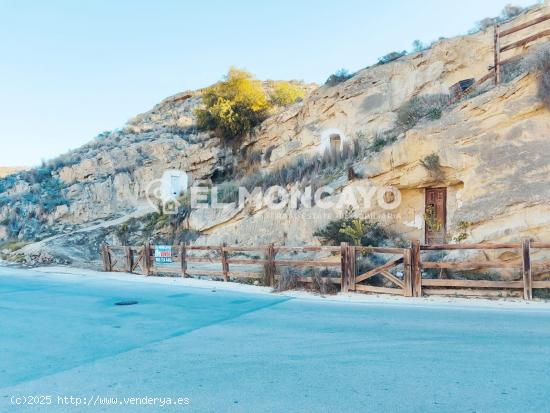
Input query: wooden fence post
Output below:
<box><xmin>340</xmin><ymin>242</ymin><xmax>351</xmax><ymax>293</ymax></box>
<box><xmin>411</xmin><ymin>240</ymin><xmax>422</xmax><ymax>297</ymax></box>
<box><xmin>180</xmin><ymin>242</ymin><xmax>187</xmax><ymax>277</ymax></box>
<box><xmin>522</xmin><ymin>238</ymin><xmax>532</xmax><ymax>300</ymax></box>
<box><xmin>124</xmin><ymin>246</ymin><xmax>133</xmax><ymax>273</ymax></box>
<box><xmin>264</xmin><ymin>243</ymin><xmax>276</xmax><ymax>286</ymax></box>
<box><xmin>101</xmin><ymin>244</ymin><xmax>112</xmax><ymax>272</ymax></box>
<box><xmin>348</xmin><ymin>245</ymin><xmax>356</xmax><ymax>291</ymax></box>
<box><xmin>143</xmin><ymin>243</ymin><xmax>152</xmax><ymax>276</ymax></box>
<box><xmin>221</xmin><ymin>243</ymin><xmax>229</xmax><ymax>282</ymax></box>
<box><xmin>403</xmin><ymin>248</ymin><xmax>413</xmax><ymax>297</ymax></box>
<box><xmin>494</xmin><ymin>23</ymin><xmax>501</xmax><ymax>85</ymax></box>
<box><xmin>101</xmin><ymin>245</ymin><xmax>107</xmax><ymax>271</ymax></box>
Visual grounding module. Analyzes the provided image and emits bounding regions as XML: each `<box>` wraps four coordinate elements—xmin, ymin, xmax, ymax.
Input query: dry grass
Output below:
<box><xmin>0</xmin><ymin>167</ymin><xmax>24</xmax><ymax>178</ymax></box>
<box><xmin>396</xmin><ymin>94</ymin><xmax>450</xmax><ymax>131</ymax></box>
<box><xmin>274</xmin><ymin>267</ymin><xmax>299</xmax><ymax>292</ymax></box>
<box><xmin>310</xmin><ymin>269</ymin><xmax>338</xmax><ymax>295</ymax></box>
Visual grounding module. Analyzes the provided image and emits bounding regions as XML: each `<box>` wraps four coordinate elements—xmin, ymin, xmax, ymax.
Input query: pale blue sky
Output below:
<box><xmin>0</xmin><ymin>0</ymin><xmax>538</xmax><ymax>167</ymax></box>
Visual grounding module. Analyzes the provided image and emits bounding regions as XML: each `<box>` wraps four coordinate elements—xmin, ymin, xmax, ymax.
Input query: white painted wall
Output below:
<box><xmin>160</xmin><ymin>169</ymin><xmax>188</xmax><ymax>201</ymax></box>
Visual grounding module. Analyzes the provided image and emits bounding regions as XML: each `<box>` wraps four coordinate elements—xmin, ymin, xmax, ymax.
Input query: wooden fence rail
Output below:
<box><xmin>460</xmin><ymin>11</ymin><xmax>550</xmax><ymax>96</ymax></box>
<box><xmin>101</xmin><ymin>239</ymin><xmax>550</xmax><ymax>300</ymax></box>
<box><xmin>494</xmin><ymin>12</ymin><xmax>550</xmax><ymax>85</ymax></box>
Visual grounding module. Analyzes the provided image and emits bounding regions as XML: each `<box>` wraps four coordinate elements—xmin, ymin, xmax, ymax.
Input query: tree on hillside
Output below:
<box><xmin>195</xmin><ymin>67</ymin><xmax>271</xmax><ymax>141</ymax></box>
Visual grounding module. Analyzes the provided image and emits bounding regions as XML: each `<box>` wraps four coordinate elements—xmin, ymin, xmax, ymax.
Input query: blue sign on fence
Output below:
<box><xmin>155</xmin><ymin>245</ymin><xmax>172</xmax><ymax>264</ymax></box>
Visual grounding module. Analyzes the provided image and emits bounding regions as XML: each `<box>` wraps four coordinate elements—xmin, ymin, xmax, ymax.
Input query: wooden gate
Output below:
<box><xmin>349</xmin><ymin>247</ymin><xmax>412</xmax><ymax>296</ymax></box>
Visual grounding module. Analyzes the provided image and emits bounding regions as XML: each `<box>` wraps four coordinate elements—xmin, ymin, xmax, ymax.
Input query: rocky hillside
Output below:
<box><xmin>1</xmin><ymin>4</ymin><xmax>549</xmax><ymax>267</ymax></box>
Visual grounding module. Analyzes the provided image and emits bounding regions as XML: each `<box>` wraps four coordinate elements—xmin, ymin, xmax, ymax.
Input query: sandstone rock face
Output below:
<box><xmin>1</xmin><ymin>5</ymin><xmax>549</xmax><ymax>269</ymax></box>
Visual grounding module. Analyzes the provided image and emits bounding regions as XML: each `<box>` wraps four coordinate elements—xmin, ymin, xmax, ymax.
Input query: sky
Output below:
<box><xmin>0</xmin><ymin>0</ymin><xmax>539</xmax><ymax>167</ymax></box>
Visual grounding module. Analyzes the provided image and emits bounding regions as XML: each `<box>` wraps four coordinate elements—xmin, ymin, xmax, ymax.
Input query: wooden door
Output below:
<box><xmin>425</xmin><ymin>188</ymin><xmax>447</xmax><ymax>245</ymax></box>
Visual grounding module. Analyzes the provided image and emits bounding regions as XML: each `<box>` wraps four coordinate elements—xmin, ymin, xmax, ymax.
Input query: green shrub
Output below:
<box><xmin>195</xmin><ymin>67</ymin><xmax>271</xmax><ymax>141</ymax></box>
<box><xmin>396</xmin><ymin>94</ymin><xmax>450</xmax><ymax>131</ymax></box>
<box><xmin>314</xmin><ymin>207</ymin><xmax>389</xmax><ymax>246</ymax></box>
<box><xmin>420</xmin><ymin>153</ymin><xmax>442</xmax><ymax>172</ymax></box>
<box><xmin>0</xmin><ymin>175</ymin><xmax>17</xmax><ymax>193</ymax></box>
<box><xmin>453</xmin><ymin>221</ymin><xmax>473</xmax><ymax>242</ymax></box>
<box><xmin>412</xmin><ymin>40</ymin><xmax>428</xmax><ymax>53</ymax></box>
<box><xmin>325</xmin><ymin>69</ymin><xmax>353</xmax><ymax>87</ymax></box>
<box><xmin>473</xmin><ymin>4</ymin><xmax>523</xmax><ymax>32</ymax></box>
<box><xmin>501</xmin><ymin>4</ymin><xmax>523</xmax><ymax>21</ymax></box>
<box><xmin>378</xmin><ymin>51</ymin><xmax>407</xmax><ymax>65</ymax></box>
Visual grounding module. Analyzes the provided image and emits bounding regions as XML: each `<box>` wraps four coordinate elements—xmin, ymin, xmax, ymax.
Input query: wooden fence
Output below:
<box><xmin>101</xmin><ymin>239</ymin><xmax>550</xmax><ymax>300</ymax></box>
<box><xmin>461</xmin><ymin>11</ymin><xmax>550</xmax><ymax>96</ymax></box>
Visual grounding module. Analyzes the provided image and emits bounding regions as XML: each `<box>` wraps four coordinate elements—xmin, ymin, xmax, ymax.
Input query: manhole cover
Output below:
<box><xmin>114</xmin><ymin>300</ymin><xmax>138</xmax><ymax>306</ymax></box>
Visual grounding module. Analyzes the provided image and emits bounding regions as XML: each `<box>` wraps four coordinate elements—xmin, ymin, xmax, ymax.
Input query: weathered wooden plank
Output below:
<box><xmin>143</xmin><ymin>243</ymin><xmax>152</xmax><ymax>276</ymax></box>
<box><xmin>264</xmin><ymin>243</ymin><xmax>276</xmax><ymax>287</ymax></box>
<box><xmin>186</xmin><ymin>245</ymin><xmax>222</xmax><ymax>251</ymax></box>
<box><xmin>420</xmin><ymin>243</ymin><xmax>521</xmax><ymax>250</ymax></box>
<box><xmin>348</xmin><ymin>245</ymin><xmax>356</xmax><ymax>290</ymax></box>
<box><xmin>101</xmin><ymin>245</ymin><xmax>109</xmax><ymax>272</ymax></box>
<box><xmin>403</xmin><ymin>248</ymin><xmax>413</xmax><ymax>297</ymax></box>
<box><xmin>531</xmin><ymin>242</ymin><xmax>550</xmax><ymax>249</ymax></box>
<box><xmin>412</xmin><ymin>240</ymin><xmax>422</xmax><ymax>297</ymax></box>
<box><xmin>522</xmin><ymin>239</ymin><xmax>532</xmax><ymax>300</ymax></box>
<box><xmin>223</xmin><ymin>246</ymin><xmax>266</xmax><ymax>252</ymax></box>
<box><xmin>500</xmin><ymin>28</ymin><xmax>550</xmax><ymax>52</ymax></box>
<box><xmin>180</xmin><ymin>243</ymin><xmax>187</xmax><ymax>277</ymax></box>
<box><xmin>499</xmin><ymin>13</ymin><xmax>550</xmax><ymax>37</ymax></box>
<box><xmin>124</xmin><ymin>246</ymin><xmax>133</xmax><ymax>273</ymax></box>
<box><xmin>226</xmin><ymin>258</ymin><xmax>267</xmax><ymax>265</ymax></box>
<box><xmin>185</xmin><ymin>256</ymin><xmax>220</xmax><ymax>264</ymax></box>
<box><xmin>468</xmin><ymin>71</ymin><xmax>496</xmax><ymax>91</ymax></box>
<box><xmin>494</xmin><ymin>24</ymin><xmax>501</xmax><ymax>84</ymax></box>
<box><xmin>532</xmin><ymin>281</ymin><xmax>550</xmax><ymax>288</ymax></box>
<box><xmin>532</xmin><ymin>261</ymin><xmax>550</xmax><ymax>272</ymax></box>
<box><xmin>421</xmin><ymin>279</ymin><xmax>523</xmax><ymax>288</ymax></box>
<box><xmin>185</xmin><ymin>269</ymin><xmax>225</xmax><ymax>276</ymax></box>
<box><xmin>274</xmin><ymin>259</ymin><xmax>341</xmax><ymax>267</ymax></box>
<box><xmin>297</xmin><ymin>276</ymin><xmax>342</xmax><ymax>284</ymax></box>
<box><xmin>379</xmin><ymin>270</ymin><xmax>405</xmax><ymax>289</ymax></box>
<box><xmin>423</xmin><ymin>288</ymin><xmax>522</xmax><ymax>297</ymax></box>
<box><xmin>221</xmin><ymin>243</ymin><xmax>229</xmax><ymax>282</ymax></box>
<box><xmin>152</xmin><ymin>267</ymin><xmax>184</xmax><ymax>274</ymax></box>
<box><xmin>355</xmin><ymin>257</ymin><xmax>404</xmax><ymax>283</ymax></box>
<box><xmin>227</xmin><ymin>271</ymin><xmax>263</xmax><ymax>278</ymax></box>
<box><xmin>354</xmin><ymin>284</ymin><xmax>404</xmax><ymax>295</ymax></box>
<box><xmin>131</xmin><ymin>249</ymin><xmax>144</xmax><ymax>273</ymax></box>
<box><xmin>355</xmin><ymin>246</ymin><xmax>408</xmax><ymax>254</ymax></box>
<box><xmin>275</xmin><ymin>246</ymin><xmax>341</xmax><ymax>252</ymax></box>
<box><xmin>340</xmin><ymin>243</ymin><xmax>350</xmax><ymax>293</ymax></box>
<box><xmin>421</xmin><ymin>261</ymin><xmax>520</xmax><ymax>269</ymax></box>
